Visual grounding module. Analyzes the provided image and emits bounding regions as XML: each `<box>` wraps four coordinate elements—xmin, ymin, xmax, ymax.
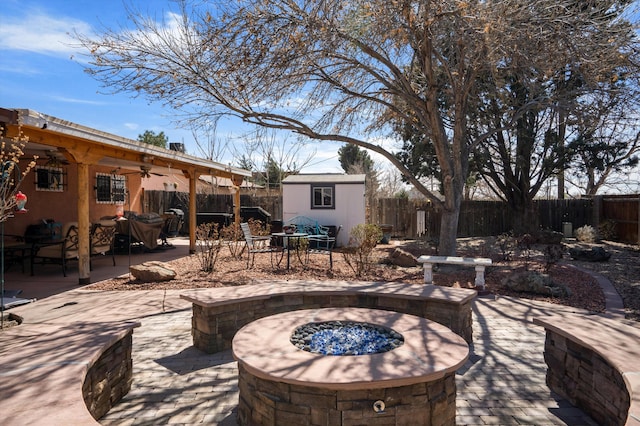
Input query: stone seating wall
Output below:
<box><xmin>534</xmin><ymin>314</ymin><xmax>640</xmax><ymax>426</ymax></box>
<box><xmin>180</xmin><ymin>279</ymin><xmax>477</xmax><ymax>354</ymax></box>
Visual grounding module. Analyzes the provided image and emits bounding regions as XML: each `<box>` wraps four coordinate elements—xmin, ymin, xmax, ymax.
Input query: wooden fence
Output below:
<box><xmin>596</xmin><ymin>195</ymin><xmax>640</xmax><ymax>244</ymax></box>
<box><xmin>142</xmin><ymin>190</ymin><xmax>282</xmax><ymax>230</ymax></box>
<box><xmin>143</xmin><ymin>190</ymin><xmax>639</xmax><ymax>244</ymax></box>
<box><xmin>370</xmin><ymin>198</ymin><xmax>595</xmax><ymax>240</ymax></box>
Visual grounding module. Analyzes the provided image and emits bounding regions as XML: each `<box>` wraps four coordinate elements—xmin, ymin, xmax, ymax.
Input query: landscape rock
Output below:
<box><xmin>503</xmin><ymin>271</ymin><xmax>571</xmax><ymax>298</ymax></box>
<box><xmin>569</xmin><ymin>247</ymin><xmax>611</xmax><ymax>262</ymax></box>
<box><xmin>389</xmin><ymin>248</ymin><xmax>418</xmax><ymax>267</ymax></box>
<box><xmin>130</xmin><ymin>261</ymin><xmax>177</xmax><ymax>282</ymax></box>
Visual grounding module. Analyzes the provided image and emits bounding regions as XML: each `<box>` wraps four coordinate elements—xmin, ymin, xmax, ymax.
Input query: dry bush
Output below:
<box><xmin>575</xmin><ymin>225</ymin><xmax>597</xmax><ymax>243</ymax></box>
<box><xmin>342</xmin><ymin>224</ymin><xmax>383</xmax><ymax>277</ymax></box>
<box><xmin>195</xmin><ymin>222</ymin><xmax>222</xmax><ymax>272</ymax></box>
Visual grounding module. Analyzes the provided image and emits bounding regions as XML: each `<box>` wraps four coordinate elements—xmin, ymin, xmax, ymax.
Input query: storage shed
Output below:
<box><xmin>282</xmin><ymin>174</ymin><xmax>366</xmax><ymax>247</ymax></box>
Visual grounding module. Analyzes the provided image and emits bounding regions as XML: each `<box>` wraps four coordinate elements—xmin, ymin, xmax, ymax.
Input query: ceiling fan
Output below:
<box><xmin>43</xmin><ymin>150</ymin><xmax>69</xmax><ymax>167</ymax></box>
<box><xmin>112</xmin><ymin>166</ymin><xmax>165</xmax><ymax>178</ymax></box>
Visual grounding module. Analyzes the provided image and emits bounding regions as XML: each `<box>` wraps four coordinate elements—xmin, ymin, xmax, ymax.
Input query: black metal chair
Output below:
<box><xmin>90</xmin><ymin>220</ymin><xmax>117</xmax><ymax>269</ymax></box>
<box><xmin>31</xmin><ymin>222</ymin><xmax>79</xmax><ymax>277</ymax></box>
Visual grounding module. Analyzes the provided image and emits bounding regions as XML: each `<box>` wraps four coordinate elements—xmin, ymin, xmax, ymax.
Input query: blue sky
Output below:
<box><xmin>0</xmin><ymin>0</ymin><xmax>346</xmax><ymax>173</ymax></box>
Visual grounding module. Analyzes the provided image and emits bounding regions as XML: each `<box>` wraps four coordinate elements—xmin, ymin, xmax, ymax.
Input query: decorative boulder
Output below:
<box><xmin>569</xmin><ymin>247</ymin><xmax>611</xmax><ymax>262</ymax></box>
<box><xmin>389</xmin><ymin>248</ymin><xmax>418</xmax><ymax>267</ymax></box>
<box><xmin>503</xmin><ymin>271</ymin><xmax>571</xmax><ymax>298</ymax></box>
<box><xmin>130</xmin><ymin>261</ymin><xmax>177</xmax><ymax>282</ymax></box>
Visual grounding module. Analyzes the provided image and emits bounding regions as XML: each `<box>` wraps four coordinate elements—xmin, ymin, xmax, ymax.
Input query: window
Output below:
<box><xmin>311</xmin><ymin>184</ymin><xmax>335</xmax><ymax>209</ymax></box>
<box><xmin>35</xmin><ymin>166</ymin><xmax>65</xmax><ymax>192</ymax></box>
<box><xmin>96</xmin><ymin>173</ymin><xmax>126</xmax><ymax>203</ymax></box>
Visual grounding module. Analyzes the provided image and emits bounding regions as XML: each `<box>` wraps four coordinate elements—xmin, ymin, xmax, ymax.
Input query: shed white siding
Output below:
<box><xmin>282</xmin><ymin>174</ymin><xmax>366</xmax><ymax>247</ymax></box>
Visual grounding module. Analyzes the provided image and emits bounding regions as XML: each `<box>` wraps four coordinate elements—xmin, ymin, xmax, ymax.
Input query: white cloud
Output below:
<box><xmin>50</xmin><ymin>95</ymin><xmax>104</xmax><ymax>105</ymax></box>
<box><xmin>0</xmin><ymin>13</ymin><xmax>91</xmax><ymax>56</ymax></box>
<box><xmin>124</xmin><ymin>123</ymin><xmax>139</xmax><ymax>131</ymax></box>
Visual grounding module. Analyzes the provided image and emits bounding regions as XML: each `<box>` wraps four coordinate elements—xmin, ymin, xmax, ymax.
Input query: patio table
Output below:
<box><xmin>271</xmin><ymin>232</ymin><xmax>307</xmax><ymax>269</ymax></box>
<box><xmin>3</xmin><ymin>242</ymin><xmax>34</xmax><ymax>273</ymax></box>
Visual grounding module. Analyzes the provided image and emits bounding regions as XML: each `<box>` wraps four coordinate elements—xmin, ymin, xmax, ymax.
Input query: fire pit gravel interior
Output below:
<box><xmin>233</xmin><ymin>307</ymin><xmax>469</xmax><ymax>425</ymax></box>
<box><xmin>290</xmin><ymin>320</ymin><xmax>404</xmax><ymax>355</ymax></box>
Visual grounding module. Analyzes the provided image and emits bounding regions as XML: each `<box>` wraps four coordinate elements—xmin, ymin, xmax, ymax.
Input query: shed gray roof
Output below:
<box><xmin>282</xmin><ymin>174</ymin><xmax>366</xmax><ymax>184</ymax></box>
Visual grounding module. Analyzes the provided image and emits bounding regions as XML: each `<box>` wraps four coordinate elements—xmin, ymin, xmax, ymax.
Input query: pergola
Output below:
<box><xmin>1</xmin><ymin>108</ymin><xmax>251</xmax><ymax>284</ymax></box>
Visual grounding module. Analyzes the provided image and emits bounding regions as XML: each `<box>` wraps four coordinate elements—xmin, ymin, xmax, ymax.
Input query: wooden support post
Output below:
<box><xmin>77</xmin><ymin>163</ymin><xmax>91</xmax><ymax>285</ymax></box>
<box><xmin>189</xmin><ymin>171</ymin><xmax>197</xmax><ymax>254</ymax></box>
<box><xmin>232</xmin><ymin>174</ymin><xmax>243</xmax><ymax>225</ymax></box>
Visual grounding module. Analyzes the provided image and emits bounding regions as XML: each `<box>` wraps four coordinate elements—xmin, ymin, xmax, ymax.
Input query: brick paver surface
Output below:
<box><xmin>457</xmin><ymin>296</ymin><xmax>597</xmax><ymax>426</ymax></box>
<box><xmin>100</xmin><ymin>296</ymin><xmax>598</xmax><ymax>426</ymax></box>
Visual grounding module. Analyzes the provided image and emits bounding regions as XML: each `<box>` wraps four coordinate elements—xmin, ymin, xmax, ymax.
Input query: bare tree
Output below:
<box><xmin>566</xmin><ymin>83</ymin><xmax>640</xmax><ymax>196</ymax></box>
<box><xmin>376</xmin><ymin>168</ymin><xmax>405</xmax><ymax>198</ymax></box>
<box><xmin>190</xmin><ymin>119</ymin><xmax>230</xmax><ymax>162</ymax></box>
<box><xmin>76</xmin><ymin>0</ymin><xmax>638</xmax><ymax>254</ymax></box>
<box><xmin>230</xmin><ymin>128</ymin><xmax>316</xmax><ymax>193</ymax></box>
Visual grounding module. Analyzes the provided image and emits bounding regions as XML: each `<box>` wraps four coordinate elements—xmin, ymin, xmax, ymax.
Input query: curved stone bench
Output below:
<box><xmin>180</xmin><ymin>279</ymin><xmax>477</xmax><ymax>354</ymax></box>
<box><xmin>534</xmin><ymin>314</ymin><xmax>640</xmax><ymax>426</ymax></box>
<box><xmin>0</xmin><ymin>321</ymin><xmax>139</xmax><ymax>426</ymax></box>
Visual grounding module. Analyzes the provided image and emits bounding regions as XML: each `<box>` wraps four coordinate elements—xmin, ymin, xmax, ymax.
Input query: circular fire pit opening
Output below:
<box><xmin>290</xmin><ymin>320</ymin><xmax>404</xmax><ymax>355</ymax></box>
<box><xmin>233</xmin><ymin>308</ymin><xmax>469</xmax><ymax>426</ymax></box>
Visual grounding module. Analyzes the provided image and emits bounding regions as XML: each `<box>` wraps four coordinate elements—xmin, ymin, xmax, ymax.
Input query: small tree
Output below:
<box><xmin>2</xmin><ymin>125</ymin><xmax>36</xmax><ymax>328</ymax></box>
<box><xmin>1</xmin><ymin>126</ymin><xmax>36</xmax><ymax>222</ymax></box>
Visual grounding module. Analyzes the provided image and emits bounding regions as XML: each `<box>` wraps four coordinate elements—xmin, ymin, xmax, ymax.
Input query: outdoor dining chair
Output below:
<box><xmin>31</xmin><ymin>222</ymin><xmax>79</xmax><ymax>277</ymax></box>
<box><xmin>90</xmin><ymin>220</ymin><xmax>117</xmax><ymax>269</ymax></box>
<box><xmin>241</xmin><ymin>222</ymin><xmax>284</xmax><ymax>268</ymax></box>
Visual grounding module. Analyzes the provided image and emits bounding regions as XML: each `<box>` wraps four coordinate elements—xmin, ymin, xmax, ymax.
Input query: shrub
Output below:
<box><xmin>221</xmin><ymin>222</ymin><xmax>245</xmax><ymax>259</ymax></box>
<box><xmin>247</xmin><ymin>218</ymin><xmax>271</xmax><ymax>236</ymax></box>
<box><xmin>496</xmin><ymin>232</ymin><xmax>515</xmax><ymax>261</ymax></box>
<box><xmin>342</xmin><ymin>224</ymin><xmax>383</xmax><ymax>277</ymax></box>
<box><xmin>517</xmin><ymin>233</ymin><xmax>536</xmax><ymax>270</ymax></box>
<box><xmin>575</xmin><ymin>225</ymin><xmax>597</xmax><ymax>243</ymax></box>
<box><xmin>543</xmin><ymin>244</ymin><xmax>564</xmax><ymax>273</ymax></box>
<box><xmin>598</xmin><ymin>220</ymin><xmax>617</xmax><ymax>241</ymax></box>
<box><xmin>195</xmin><ymin>222</ymin><xmax>223</xmax><ymax>272</ymax></box>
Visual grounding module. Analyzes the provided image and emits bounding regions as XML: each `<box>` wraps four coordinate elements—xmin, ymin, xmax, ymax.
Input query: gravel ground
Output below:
<box><xmin>561</xmin><ymin>239</ymin><xmax>640</xmax><ymax>321</ymax></box>
<box><xmin>86</xmin><ymin>237</ymin><xmax>640</xmax><ymax>320</ymax></box>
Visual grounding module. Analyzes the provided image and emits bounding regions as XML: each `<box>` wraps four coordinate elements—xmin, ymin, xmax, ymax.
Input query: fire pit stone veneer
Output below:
<box><xmin>233</xmin><ymin>307</ymin><xmax>469</xmax><ymax>426</ymax></box>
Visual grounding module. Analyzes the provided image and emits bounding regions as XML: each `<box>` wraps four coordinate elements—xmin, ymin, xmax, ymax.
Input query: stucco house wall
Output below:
<box><xmin>5</xmin><ymin>162</ymin><xmax>143</xmax><ymax>237</ymax></box>
<box><xmin>282</xmin><ymin>174</ymin><xmax>366</xmax><ymax>247</ymax></box>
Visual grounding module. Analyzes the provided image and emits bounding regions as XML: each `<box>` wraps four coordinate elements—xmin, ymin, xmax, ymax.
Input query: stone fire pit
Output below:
<box><xmin>232</xmin><ymin>307</ymin><xmax>469</xmax><ymax>425</ymax></box>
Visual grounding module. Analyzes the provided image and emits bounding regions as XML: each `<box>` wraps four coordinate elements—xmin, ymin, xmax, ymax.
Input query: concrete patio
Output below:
<box><xmin>1</xmin><ymin>239</ymin><xmax>627</xmax><ymax>425</ymax></box>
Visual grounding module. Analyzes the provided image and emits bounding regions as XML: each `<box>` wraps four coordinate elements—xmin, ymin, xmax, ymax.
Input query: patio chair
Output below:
<box><xmin>159</xmin><ymin>210</ymin><xmax>184</xmax><ymax>247</ymax></box>
<box><xmin>305</xmin><ymin>226</ymin><xmax>340</xmax><ymax>269</ymax></box>
<box><xmin>285</xmin><ymin>216</ymin><xmax>330</xmax><ymax>237</ymax></box>
<box><xmin>241</xmin><ymin>222</ymin><xmax>284</xmax><ymax>268</ymax></box>
<box><xmin>31</xmin><ymin>222</ymin><xmax>79</xmax><ymax>277</ymax></box>
<box><xmin>90</xmin><ymin>220</ymin><xmax>117</xmax><ymax>269</ymax></box>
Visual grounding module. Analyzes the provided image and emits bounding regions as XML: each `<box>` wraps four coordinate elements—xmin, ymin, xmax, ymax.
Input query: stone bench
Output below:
<box><xmin>418</xmin><ymin>255</ymin><xmax>492</xmax><ymax>289</ymax></box>
<box><xmin>180</xmin><ymin>279</ymin><xmax>477</xmax><ymax>354</ymax></box>
<box><xmin>533</xmin><ymin>314</ymin><xmax>640</xmax><ymax>426</ymax></box>
<box><xmin>0</xmin><ymin>321</ymin><xmax>140</xmax><ymax>426</ymax></box>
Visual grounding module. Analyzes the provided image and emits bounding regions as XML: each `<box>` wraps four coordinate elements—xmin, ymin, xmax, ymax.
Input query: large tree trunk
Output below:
<box><xmin>438</xmin><ymin>206</ymin><xmax>460</xmax><ymax>256</ymax></box>
<box><xmin>437</xmin><ymin>173</ymin><xmax>464</xmax><ymax>256</ymax></box>
<box><xmin>510</xmin><ymin>199</ymin><xmax>538</xmax><ymax>235</ymax></box>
